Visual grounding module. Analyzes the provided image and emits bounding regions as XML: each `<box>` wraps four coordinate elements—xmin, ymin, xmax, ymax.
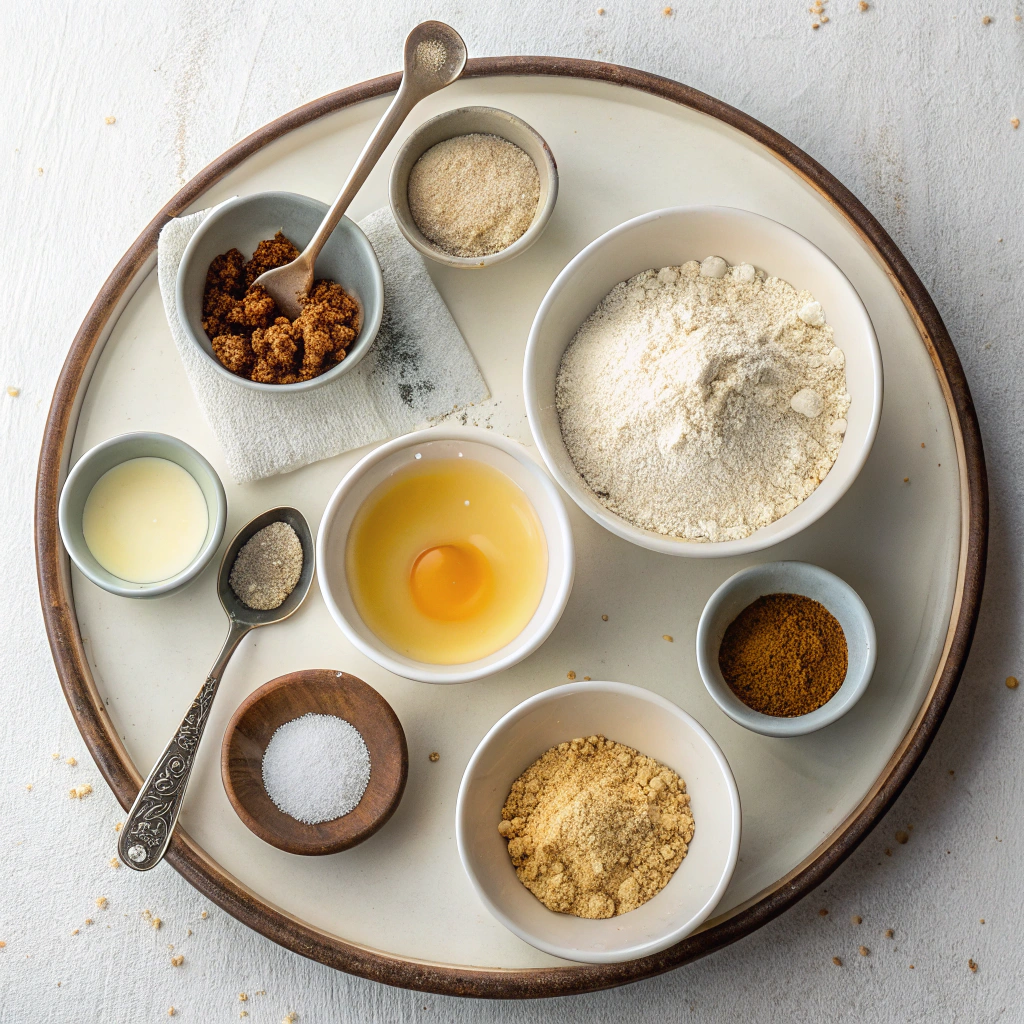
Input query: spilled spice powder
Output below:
<box><xmin>718</xmin><ymin>593</ymin><xmax>847</xmax><ymax>716</ymax></box>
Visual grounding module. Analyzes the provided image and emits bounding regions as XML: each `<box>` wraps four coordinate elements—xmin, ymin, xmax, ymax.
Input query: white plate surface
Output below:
<box><xmin>68</xmin><ymin>75</ymin><xmax>959</xmax><ymax>969</ymax></box>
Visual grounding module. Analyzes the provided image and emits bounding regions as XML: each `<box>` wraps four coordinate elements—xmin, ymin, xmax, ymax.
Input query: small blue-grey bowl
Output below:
<box><xmin>175</xmin><ymin>191</ymin><xmax>384</xmax><ymax>392</ymax></box>
<box><xmin>696</xmin><ymin>561</ymin><xmax>876</xmax><ymax>737</ymax></box>
<box><xmin>58</xmin><ymin>432</ymin><xmax>227</xmax><ymax>599</ymax></box>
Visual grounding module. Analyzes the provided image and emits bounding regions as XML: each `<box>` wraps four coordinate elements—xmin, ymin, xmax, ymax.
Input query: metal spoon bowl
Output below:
<box><xmin>118</xmin><ymin>507</ymin><xmax>314</xmax><ymax>871</ymax></box>
<box><xmin>253</xmin><ymin>20</ymin><xmax>467</xmax><ymax>318</ymax></box>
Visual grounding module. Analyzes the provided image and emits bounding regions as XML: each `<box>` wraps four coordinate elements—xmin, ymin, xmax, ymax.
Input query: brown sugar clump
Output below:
<box><xmin>498</xmin><ymin>736</ymin><xmax>695</xmax><ymax>919</ymax></box>
<box><xmin>718</xmin><ymin>593</ymin><xmax>847</xmax><ymax>717</ymax></box>
<box><xmin>201</xmin><ymin>233</ymin><xmax>360</xmax><ymax>385</ymax></box>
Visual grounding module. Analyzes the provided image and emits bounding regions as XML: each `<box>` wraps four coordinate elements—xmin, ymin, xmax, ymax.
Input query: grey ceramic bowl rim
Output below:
<box><xmin>58</xmin><ymin>431</ymin><xmax>227</xmax><ymax>598</ymax></box>
<box><xmin>388</xmin><ymin>105</ymin><xmax>559</xmax><ymax>269</ymax></box>
<box><xmin>173</xmin><ymin>191</ymin><xmax>384</xmax><ymax>392</ymax></box>
<box><xmin>695</xmin><ymin>561</ymin><xmax>877</xmax><ymax>737</ymax></box>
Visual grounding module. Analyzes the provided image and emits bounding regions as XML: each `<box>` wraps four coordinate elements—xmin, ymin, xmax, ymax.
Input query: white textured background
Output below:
<box><xmin>2</xmin><ymin>1</ymin><xmax>1022</xmax><ymax>1020</ymax></box>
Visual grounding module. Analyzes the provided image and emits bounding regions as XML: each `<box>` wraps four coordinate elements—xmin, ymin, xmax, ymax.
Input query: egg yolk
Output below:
<box><xmin>410</xmin><ymin>543</ymin><xmax>493</xmax><ymax>621</ymax></box>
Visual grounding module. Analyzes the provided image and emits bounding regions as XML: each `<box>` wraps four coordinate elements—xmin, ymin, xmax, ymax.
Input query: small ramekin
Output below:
<box><xmin>696</xmin><ymin>561</ymin><xmax>876</xmax><ymax>737</ymax></box>
<box><xmin>58</xmin><ymin>432</ymin><xmax>227</xmax><ymax>599</ymax></box>
<box><xmin>175</xmin><ymin>191</ymin><xmax>384</xmax><ymax>392</ymax></box>
<box><xmin>456</xmin><ymin>680</ymin><xmax>741</xmax><ymax>963</ymax></box>
<box><xmin>316</xmin><ymin>427</ymin><xmax>574</xmax><ymax>684</ymax></box>
<box><xmin>389</xmin><ymin>106</ymin><xmax>558</xmax><ymax>269</ymax></box>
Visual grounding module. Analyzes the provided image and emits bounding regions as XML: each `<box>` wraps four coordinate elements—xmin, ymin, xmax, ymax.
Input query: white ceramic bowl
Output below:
<box><xmin>388</xmin><ymin>106</ymin><xmax>558</xmax><ymax>269</ymax></box>
<box><xmin>524</xmin><ymin>206</ymin><xmax>883</xmax><ymax>558</ymax></box>
<box><xmin>316</xmin><ymin>428</ymin><xmax>574</xmax><ymax>684</ymax></box>
<box><xmin>696</xmin><ymin>561</ymin><xmax>876</xmax><ymax>737</ymax></box>
<box><xmin>57</xmin><ymin>432</ymin><xmax>227</xmax><ymax>599</ymax></box>
<box><xmin>456</xmin><ymin>681</ymin><xmax>741</xmax><ymax>963</ymax></box>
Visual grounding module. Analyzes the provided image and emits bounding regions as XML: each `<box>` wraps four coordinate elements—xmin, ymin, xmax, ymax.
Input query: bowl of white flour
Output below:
<box><xmin>524</xmin><ymin>206</ymin><xmax>882</xmax><ymax>557</ymax></box>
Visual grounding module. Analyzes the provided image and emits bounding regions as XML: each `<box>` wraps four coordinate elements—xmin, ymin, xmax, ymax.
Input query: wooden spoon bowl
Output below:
<box><xmin>221</xmin><ymin>669</ymin><xmax>408</xmax><ymax>855</ymax></box>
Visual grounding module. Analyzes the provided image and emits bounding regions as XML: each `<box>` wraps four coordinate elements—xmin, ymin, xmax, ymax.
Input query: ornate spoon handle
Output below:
<box><xmin>118</xmin><ymin>620</ymin><xmax>250</xmax><ymax>871</ymax></box>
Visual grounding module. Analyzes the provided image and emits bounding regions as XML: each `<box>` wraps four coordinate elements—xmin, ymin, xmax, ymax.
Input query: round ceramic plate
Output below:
<box><xmin>36</xmin><ymin>59</ymin><xmax>986</xmax><ymax>998</ymax></box>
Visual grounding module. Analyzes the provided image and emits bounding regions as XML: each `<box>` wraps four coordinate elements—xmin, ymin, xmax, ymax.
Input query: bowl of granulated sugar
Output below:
<box><xmin>524</xmin><ymin>206</ymin><xmax>883</xmax><ymax>558</ymax></box>
<box><xmin>221</xmin><ymin>669</ymin><xmax>408</xmax><ymax>855</ymax></box>
<box><xmin>389</xmin><ymin>106</ymin><xmax>558</xmax><ymax>269</ymax></box>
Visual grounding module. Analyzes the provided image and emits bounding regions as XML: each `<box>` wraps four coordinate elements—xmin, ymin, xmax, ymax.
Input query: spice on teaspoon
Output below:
<box><xmin>229</xmin><ymin>521</ymin><xmax>303</xmax><ymax>611</ymax></box>
<box><xmin>718</xmin><ymin>593</ymin><xmax>848</xmax><ymax>716</ymax></box>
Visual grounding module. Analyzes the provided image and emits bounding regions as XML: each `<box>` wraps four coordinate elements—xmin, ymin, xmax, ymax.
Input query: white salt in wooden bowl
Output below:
<box><xmin>524</xmin><ymin>206</ymin><xmax>883</xmax><ymax>558</ymax></box>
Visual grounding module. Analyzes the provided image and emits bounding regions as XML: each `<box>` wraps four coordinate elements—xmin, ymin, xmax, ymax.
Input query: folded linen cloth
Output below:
<box><xmin>157</xmin><ymin>206</ymin><xmax>489</xmax><ymax>483</ymax></box>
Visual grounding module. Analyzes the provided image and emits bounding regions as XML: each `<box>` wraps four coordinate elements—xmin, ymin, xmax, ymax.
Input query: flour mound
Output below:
<box><xmin>555</xmin><ymin>260</ymin><xmax>850</xmax><ymax>542</ymax></box>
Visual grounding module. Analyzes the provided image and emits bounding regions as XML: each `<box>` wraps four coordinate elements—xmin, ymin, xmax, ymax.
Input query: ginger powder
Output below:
<box><xmin>498</xmin><ymin>736</ymin><xmax>695</xmax><ymax>919</ymax></box>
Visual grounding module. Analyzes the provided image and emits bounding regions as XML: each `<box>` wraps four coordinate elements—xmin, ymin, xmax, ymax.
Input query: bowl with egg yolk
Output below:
<box><xmin>316</xmin><ymin>428</ymin><xmax>575</xmax><ymax>684</ymax></box>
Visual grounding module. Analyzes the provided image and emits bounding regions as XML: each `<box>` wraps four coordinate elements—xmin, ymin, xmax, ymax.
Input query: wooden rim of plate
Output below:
<box><xmin>35</xmin><ymin>57</ymin><xmax>988</xmax><ymax>998</ymax></box>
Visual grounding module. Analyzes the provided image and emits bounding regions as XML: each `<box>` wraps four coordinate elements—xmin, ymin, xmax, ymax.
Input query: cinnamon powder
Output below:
<box><xmin>719</xmin><ymin>593</ymin><xmax>847</xmax><ymax>716</ymax></box>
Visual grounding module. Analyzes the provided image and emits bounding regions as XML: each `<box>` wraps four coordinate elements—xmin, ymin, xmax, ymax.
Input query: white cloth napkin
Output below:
<box><xmin>157</xmin><ymin>206</ymin><xmax>489</xmax><ymax>483</ymax></box>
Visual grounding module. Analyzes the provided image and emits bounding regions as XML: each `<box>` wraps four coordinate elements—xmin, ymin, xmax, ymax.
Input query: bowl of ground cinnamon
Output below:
<box><xmin>696</xmin><ymin>561</ymin><xmax>876</xmax><ymax>737</ymax></box>
<box><xmin>175</xmin><ymin>191</ymin><xmax>383</xmax><ymax>390</ymax></box>
<box><xmin>389</xmin><ymin>106</ymin><xmax>558</xmax><ymax>268</ymax></box>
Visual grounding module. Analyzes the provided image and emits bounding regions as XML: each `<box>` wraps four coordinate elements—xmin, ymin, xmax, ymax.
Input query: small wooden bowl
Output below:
<box><xmin>221</xmin><ymin>669</ymin><xmax>408</xmax><ymax>855</ymax></box>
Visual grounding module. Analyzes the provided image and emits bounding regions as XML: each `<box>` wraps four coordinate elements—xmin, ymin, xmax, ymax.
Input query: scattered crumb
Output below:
<box><xmin>187</xmin><ymin>929</ymin><xmax>192</xmax><ymax>936</ymax></box>
<box><xmin>885</xmin><ymin>928</ymin><xmax>894</xmax><ymax>938</ymax></box>
<box><xmin>1012</xmin><ymin>118</ymin><xmax>1020</xmax><ymax>129</ymax></box>
<box><xmin>583</xmin><ymin>676</ymin><xmax>592</xmax><ymax>681</ymax></box>
<box><xmin>168</xmin><ymin>1010</ymin><xmax>176</xmax><ymax>1018</ymax></box>
<box><xmin>255</xmin><ymin>991</ymin><xmax>265</xmax><ymax>996</ymax></box>
<box><xmin>662</xmin><ymin>635</ymin><xmax>673</xmax><ymax>642</ymax></box>
<box><xmin>84</xmin><ymin>918</ymin><xmax>93</xmax><ymax>926</ymax></box>
<box><xmin>114</xmin><ymin>822</ymin><xmax>123</xmax><ymax>832</ymax></box>
<box><xmin>597</xmin><ymin>6</ymin><xmax>605</xmax><ymax>13</ymax></box>
<box><xmin>969</xmin><ymin>958</ymin><xmax>978</xmax><ymax>972</ymax></box>
<box><xmin>832</xmin><ymin>956</ymin><xmax>842</xmax><ymax>966</ymax></box>
<box><xmin>949</xmin><ymin>769</ymin><xmax>955</xmax><ymax>775</ymax></box>
<box><xmin>71</xmin><ymin>929</ymin><xmax>79</xmax><ymax>936</ymax></box>
<box><xmin>240</xmin><ymin>1014</ymin><xmax>248</xmax><ymax>1020</ymax></box>
<box><xmin>25</xmin><ymin>784</ymin><xmax>32</xmax><ymax>791</ymax></box>
<box><xmin>859</xmin><ymin>946</ymin><xmax>869</xmax><ymax>956</ymax></box>
<box><xmin>852</xmin><ymin>915</ymin><xmax>862</xmax><ymax>925</ymax></box>
<box><xmin>109</xmin><ymin>858</ymin><xmax>121</xmax><ymax>869</ymax></box>
<box><xmin>37</xmin><ymin>167</ymin><xmax>43</xmax><ymax>175</ymax></box>
<box><xmin>859</xmin><ymin>0</ymin><xmax>869</xmax><ymax>9</ymax></box>
<box><xmin>903</xmin><ymin>477</ymin><xmax>910</xmax><ymax>483</ymax></box>
<box><xmin>567</xmin><ymin>670</ymin><xmax>577</xmax><ymax>680</ymax></box>
<box><xmin>982</xmin><ymin>15</ymin><xmax>991</xmax><ymax>24</ymax></box>
<box><xmin>52</xmin><ymin>753</ymin><xmax>60</xmax><ymax>760</ymax></box>
<box><xmin>884</xmin><ymin>848</ymin><xmax>892</xmax><ymax>856</ymax></box>
<box><xmin>65</xmin><ymin>757</ymin><xmax>77</xmax><ymax>766</ymax></box>
<box><xmin>170</xmin><ymin>954</ymin><xmax>184</xmax><ymax>967</ymax></box>
<box><xmin>895</xmin><ymin>830</ymin><xmax>909</xmax><ymax>844</ymax></box>
<box><xmin>1007</xmin><ymin>676</ymin><xmax>1019</xmax><ymax>689</ymax></box>
<box><xmin>980</xmin><ymin>918</ymin><xmax>985</xmax><ymax>924</ymax></box>
<box><xmin>428</xmin><ymin>752</ymin><xmax>440</xmax><ymax>762</ymax></box>
<box><xmin>663</xmin><ymin>5</ymin><xmax>672</xmax><ymax>13</ymax></box>
<box><xmin>921</xmin><ymin>443</ymin><xmax>926</xmax><ymax>448</ymax></box>
<box><xmin>201</xmin><ymin>911</ymin><xmax>208</xmax><ymax>919</ymax></box>
<box><xmin>601</xmin><ymin>614</ymin><xmax>608</xmax><ymax>621</ymax></box>
<box><xmin>282</xmin><ymin>1013</ymin><xmax>297</xmax><ymax>1024</ymax></box>
<box><xmin>7</xmin><ymin>386</ymin><xmax>20</xmax><ymax>397</ymax></box>
<box><xmin>69</xmin><ymin>784</ymin><xmax>92</xmax><ymax>799</ymax></box>
<box><xmin>105</xmin><ymin>116</ymin><xmax>116</xmax><ymax>125</ymax></box>
<box><xmin>910</xmin><ymin>964</ymin><xmax>915</xmax><ymax>969</ymax></box>
<box><xmin>143</xmin><ymin>910</ymin><xmax>162</xmax><ymax>930</ymax></box>
<box><xmin>819</xmin><ymin>908</ymin><xmax>828</xmax><ymax>917</ymax></box>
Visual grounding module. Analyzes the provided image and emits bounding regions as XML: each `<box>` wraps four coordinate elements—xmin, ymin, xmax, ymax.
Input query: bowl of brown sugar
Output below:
<box><xmin>175</xmin><ymin>191</ymin><xmax>383</xmax><ymax>391</ymax></box>
<box><xmin>696</xmin><ymin>561</ymin><xmax>876</xmax><ymax>737</ymax></box>
<box><xmin>389</xmin><ymin>106</ymin><xmax>558</xmax><ymax>269</ymax></box>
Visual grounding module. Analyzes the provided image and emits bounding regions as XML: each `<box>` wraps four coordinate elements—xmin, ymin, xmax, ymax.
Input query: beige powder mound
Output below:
<box><xmin>499</xmin><ymin>736</ymin><xmax>695</xmax><ymax>919</ymax></box>
<box><xmin>407</xmin><ymin>133</ymin><xmax>540</xmax><ymax>258</ymax></box>
<box><xmin>228</xmin><ymin>521</ymin><xmax>303</xmax><ymax>611</ymax></box>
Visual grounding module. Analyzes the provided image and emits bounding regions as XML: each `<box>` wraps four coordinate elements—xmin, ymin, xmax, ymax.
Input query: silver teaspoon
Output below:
<box><xmin>118</xmin><ymin>507</ymin><xmax>315</xmax><ymax>871</ymax></box>
<box><xmin>253</xmin><ymin>20</ymin><xmax>467</xmax><ymax>318</ymax></box>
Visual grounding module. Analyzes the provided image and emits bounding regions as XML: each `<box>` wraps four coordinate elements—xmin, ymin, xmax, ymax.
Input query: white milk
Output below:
<box><xmin>82</xmin><ymin>457</ymin><xmax>208</xmax><ymax>584</ymax></box>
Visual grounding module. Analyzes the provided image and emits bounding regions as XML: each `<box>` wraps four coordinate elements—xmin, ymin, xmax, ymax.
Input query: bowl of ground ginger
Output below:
<box><xmin>456</xmin><ymin>680</ymin><xmax>740</xmax><ymax>964</ymax></box>
<box><xmin>175</xmin><ymin>191</ymin><xmax>383</xmax><ymax>391</ymax></box>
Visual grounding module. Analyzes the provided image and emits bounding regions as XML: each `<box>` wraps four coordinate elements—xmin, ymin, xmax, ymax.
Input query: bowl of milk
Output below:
<box><xmin>58</xmin><ymin>432</ymin><xmax>227</xmax><ymax>598</ymax></box>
